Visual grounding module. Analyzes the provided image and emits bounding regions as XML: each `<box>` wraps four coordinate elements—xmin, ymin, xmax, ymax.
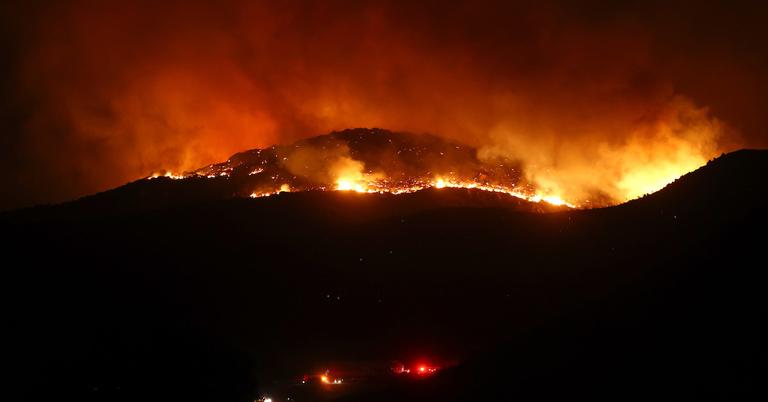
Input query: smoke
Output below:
<box><xmin>280</xmin><ymin>142</ymin><xmax>381</xmax><ymax>188</ymax></box>
<box><xmin>479</xmin><ymin>95</ymin><xmax>727</xmax><ymax>203</ymax></box>
<box><xmin>1</xmin><ymin>0</ymin><xmax>766</xmax><ymax>208</ymax></box>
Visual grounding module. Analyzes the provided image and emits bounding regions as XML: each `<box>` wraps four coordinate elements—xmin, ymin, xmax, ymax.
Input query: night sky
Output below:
<box><xmin>1</xmin><ymin>0</ymin><xmax>767</xmax><ymax>210</ymax></box>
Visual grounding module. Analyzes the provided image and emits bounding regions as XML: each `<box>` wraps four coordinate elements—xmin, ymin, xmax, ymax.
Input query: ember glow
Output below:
<box><xmin>331</xmin><ymin>175</ymin><xmax>576</xmax><ymax>208</ymax></box>
<box><xmin>148</xmin><ymin>171</ymin><xmax>185</xmax><ymax>180</ymax></box>
<box><xmin>248</xmin><ymin>172</ymin><xmax>572</xmax><ymax>207</ymax></box>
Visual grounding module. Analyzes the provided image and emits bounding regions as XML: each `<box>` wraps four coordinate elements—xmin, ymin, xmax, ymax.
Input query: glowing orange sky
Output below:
<box><xmin>1</xmin><ymin>0</ymin><xmax>767</xmax><ymax>209</ymax></box>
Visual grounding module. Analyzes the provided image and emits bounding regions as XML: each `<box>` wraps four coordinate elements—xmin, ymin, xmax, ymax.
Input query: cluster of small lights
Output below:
<box><xmin>257</xmin><ymin>362</ymin><xmax>440</xmax><ymax>402</ymax></box>
<box><xmin>320</xmin><ymin>374</ymin><xmax>344</xmax><ymax>385</ymax></box>
<box><xmin>418</xmin><ymin>366</ymin><xmax>437</xmax><ymax>374</ymax></box>
<box><xmin>393</xmin><ymin>363</ymin><xmax>440</xmax><ymax>376</ymax></box>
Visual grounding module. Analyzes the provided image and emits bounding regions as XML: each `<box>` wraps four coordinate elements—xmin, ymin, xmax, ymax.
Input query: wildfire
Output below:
<box><xmin>429</xmin><ymin>177</ymin><xmax>576</xmax><ymax>208</ymax></box>
<box><xmin>140</xmin><ymin>129</ymin><xmax>720</xmax><ymax>210</ymax></box>
<box><xmin>336</xmin><ymin>177</ymin><xmax>367</xmax><ymax>193</ymax></box>
<box><xmin>158</xmin><ymin>167</ymin><xmax>577</xmax><ymax>207</ymax></box>
<box><xmin>148</xmin><ymin>171</ymin><xmax>185</xmax><ymax>180</ymax></box>
<box><xmin>324</xmin><ymin>175</ymin><xmax>576</xmax><ymax>208</ymax></box>
<box><xmin>250</xmin><ymin>183</ymin><xmax>291</xmax><ymax>198</ymax></box>
<box><xmin>529</xmin><ymin>194</ymin><xmax>569</xmax><ymax>207</ymax></box>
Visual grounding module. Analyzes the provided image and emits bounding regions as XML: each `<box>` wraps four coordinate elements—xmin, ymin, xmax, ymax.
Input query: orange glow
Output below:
<box><xmin>204</xmin><ymin>157</ymin><xmax>580</xmax><ymax>207</ymax></box>
<box><xmin>334</xmin><ymin>177</ymin><xmax>577</xmax><ymax>207</ymax></box>
<box><xmin>336</xmin><ymin>178</ymin><xmax>366</xmax><ymax>193</ymax></box>
<box><xmin>145</xmin><ymin>124</ymin><xmax>725</xmax><ymax>208</ymax></box>
<box><xmin>319</xmin><ymin>373</ymin><xmax>343</xmax><ymax>385</ymax></box>
<box><xmin>146</xmin><ymin>107</ymin><xmax>724</xmax><ymax>207</ymax></box>
<box><xmin>5</xmin><ymin>0</ymin><xmax>757</xmax><ymax>212</ymax></box>
<box><xmin>148</xmin><ymin>171</ymin><xmax>185</xmax><ymax>180</ymax></box>
<box><xmin>148</xmin><ymin>103</ymin><xmax>727</xmax><ymax>207</ymax></box>
<box><xmin>331</xmin><ymin>154</ymin><xmax>384</xmax><ymax>193</ymax></box>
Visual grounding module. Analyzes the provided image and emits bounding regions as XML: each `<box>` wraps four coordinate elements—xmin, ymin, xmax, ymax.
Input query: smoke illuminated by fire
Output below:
<box><xmin>146</xmin><ymin>107</ymin><xmax>717</xmax><ymax>207</ymax></box>
<box><xmin>195</xmin><ymin>129</ymin><xmax>579</xmax><ymax>207</ymax></box>
<box><xmin>479</xmin><ymin>96</ymin><xmax>727</xmax><ymax>203</ymax></box>
<box><xmin>166</xmin><ymin>127</ymin><xmax>721</xmax><ymax>208</ymax></box>
<box><xmin>3</xmin><ymin>0</ymin><xmax>765</xmax><ymax>209</ymax></box>
<box><xmin>331</xmin><ymin>156</ymin><xmax>380</xmax><ymax>193</ymax></box>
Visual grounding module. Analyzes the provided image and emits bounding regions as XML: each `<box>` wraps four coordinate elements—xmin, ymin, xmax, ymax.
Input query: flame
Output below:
<box><xmin>333</xmin><ymin>174</ymin><xmax>577</xmax><ymax>207</ymax></box>
<box><xmin>332</xmin><ymin>156</ymin><xmax>368</xmax><ymax>192</ymax></box>
<box><xmin>244</xmin><ymin>175</ymin><xmax>578</xmax><ymax>207</ymax></box>
<box><xmin>240</xmin><ymin>170</ymin><xmax>578</xmax><ymax>207</ymax></box>
<box><xmin>149</xmin><ymin>171</ymin><xmax>185</xmax><ymax>180</ymax></box>
<box><xmin>336</xmin><ymin>178</ymin><xmax>366</xmax><ymax>192</ymax></box>
<box><xmin>331</xmin><ymin>154</ymin><xmax>386</xmax><ymax>193</ymax></box>
<box><xmin>249</xmin><ymin>183</ymin><xmax>291</xmax><ymax>198</ymax></box>
<box><xmin>145</xmin><ymin>122</ymin><xmax>721</xmax><ymax>210</ymax></box>
<box><xmin>531</xmin><ymin>194</ymin><xmax>568</xmax><ymax>207</ymax></box>
<box><xmin>480</xmin><ymin>96</ymin><xmax>725</xmax><ymax>204</ymax></box>
<box><xmin>8</xmin><ymin>1</ymin><xmax>755</xmax><ymax>213</ymax></box>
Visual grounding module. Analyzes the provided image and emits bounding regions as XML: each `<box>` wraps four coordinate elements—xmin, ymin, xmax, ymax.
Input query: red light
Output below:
<box><xmin>392</xmin><ymin>362</ymin><xmax>440</xmax><ymax>376</ymax></box>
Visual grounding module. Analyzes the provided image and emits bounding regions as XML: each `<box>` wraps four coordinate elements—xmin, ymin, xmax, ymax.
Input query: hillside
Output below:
<box><xmin>2</xmin><ymin>148</ymin><xmax>765</xmax><ymax>402</ymax></box>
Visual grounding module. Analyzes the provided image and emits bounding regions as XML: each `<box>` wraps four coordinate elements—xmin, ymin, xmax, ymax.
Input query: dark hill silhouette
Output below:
<box><xmin>625</xmin><ymin>149</ymin><xmax>768</xmax><ymax>216</ymax></box>
<box><xmin>2</xmin><ymin>148</ymin><xmax>765</xmax><ymax>402</ymax></box>
<box><xmin>4</xmin><ymin>186</ymin><xmax>565</xmax><ymax>225</ymax></box>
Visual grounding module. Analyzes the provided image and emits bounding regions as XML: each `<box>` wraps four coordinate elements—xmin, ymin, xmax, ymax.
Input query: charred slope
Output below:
<box><xmin>187</xmin><ymin>128</ymin><xmax>527</xmax><ymax>197</ymax></box>
<box><xmin>2</xmin><ymin>150</ymin><xmax>766</xmax><ymax>402</ymax></box>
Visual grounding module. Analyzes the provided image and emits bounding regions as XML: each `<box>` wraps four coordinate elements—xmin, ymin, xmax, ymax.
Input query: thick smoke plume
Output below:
<box><xmin>2</xmin><ymin>0</ymin><xmax>767</xmax><ymax>208</ymax></box>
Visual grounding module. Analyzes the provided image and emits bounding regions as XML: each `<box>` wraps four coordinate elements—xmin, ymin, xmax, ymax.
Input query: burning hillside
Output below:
<box><xmin>150</xmin><ymin>128</ymin><xmax>576</xmax><ymax>207</ymax></box>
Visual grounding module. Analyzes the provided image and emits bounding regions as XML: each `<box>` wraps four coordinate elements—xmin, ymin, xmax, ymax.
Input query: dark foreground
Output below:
<box><xmin>3</xmin><ymin>150</ymin><xmax>766</xmax><ymax>401</ymax></box>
